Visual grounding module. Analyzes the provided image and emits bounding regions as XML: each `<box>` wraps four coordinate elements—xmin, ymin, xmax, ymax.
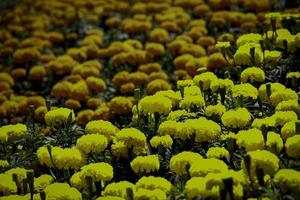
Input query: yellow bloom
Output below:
<box><xmin>76</xmin><ymin>134</ymin><xmax>108</xmax><ymax>154</ymax></box>
<box><xmin>80</xmin><ymin>162</ymin><xmax>113</xmax><ymax>182</ymax></box>
<box><xmin>272</xmin><ymin>111</ymin><xmax>297</xmax><ymax>126</ymax></box>
<box><xmin>285</xmin><ymin>135</ymin><xmax>300</xmax><ymax>158</ymax></box>
<box><xmin>44</xmin><ymin>108</ymin><xmax>75</xmax><ymax>126</ymax></box>
<box><xmin>232</xmin><ymin>83</ymin><xmax>258</xmax><ymax>100</ymax></box>
<box><xmin>264</xmin><ymin>50</ymin><xmax>281</xmax><ymax>62</ymax></box>
<box><xmin>111</xmin><ymin>141</ymin><xmax>128</xmax><ymax>158</ymax></box>
<box><xmin>177</xmin><ymin>80</ymin><xmax>194</xmax><ymax>88</ymax></box>
<box><xmin>216</xmin><ymin>41</ymin><xmax>231</xmax><ymax>48</ymax></box>
<box><xmin>110</xmin><ymin>96</ymin><xmax>133</xmax><ymax>114</ymax></box>
<box><xmin>116</xmin><ymin>128</ymin><xmax>146</xmax><ymax>149</ymax></box>
<box><xmin>242</xmin><ymin>150</ymin><xmax>279</xmax><ymax>180</ymax></box>
<box><xmin>266</xmin><ymin>132</ymin><xmax>283</xmax><ymax>154</ymax></box>
<box><xmin>185</xmin><ymin>177</ymin><xmax>219</xmax><ymax>199</ymax></box>
<box><xmin>0</xmin><ymin>174</ymin><xmax>17</xmax><ymax>195</ymax></box>
<box><xmin>135</xmin><ymin>188</ymin><xmax>166</xmax><ymax>200</ymax></box>
<box><xmin>85</xmin><ymin>120</ymin><xmax>118</xmax><ymax>141</ymax></box>
<box><xmin>236</xmin><ymin>128</ymin><xmax>265</xmax><ymax>151</ymax></box>
<box><xmin>170</xmin><ymin>151</ymin><xmax>203</xmax><ymax>176</ymax></box>
<box><xmin>240</xmin><ymin>67</ymin><xmax>265</xmax><ymax>83</ymax></box>
<box><xmin>276</xmin><ymin>100</ymin><xmax>300</xmax><ymax>114</ymax></box>
<box><xmin>179</xmin><ymin>95</ymin><xmax>205</xmax><ymax>110</ymax></box>
<box><xmin>130</xmin><ymin>155</ymin><xmax>160</xmax><ymax>174</ymax></box>
<box><xmin>205</xmin><ymin>103</ymin><xmax>226</xmax><ymax>117</ymax></box>
<box><xmin>0</xmin><ymin>123</ymin><xmax>27</xmax><ymax>142</ymax></box>
<box><xmin>103</xmin><ymin>181</ymin><xmax>135</xmax><ymax>199</ymax></box>
<box><xmin>150</xmin><ymin>135</ymin><xmax>173</xmax><ymax>148</ymax></box>
<box><xmin>270</xmin><ymin>88</ymin><xmax>298</xmax><ymax>106</ymax></box>
<box><xmin>287</xmin><ymin>72</ymin><xmax>300</xmax><ymax>79</ymax></box>
<box><xmin>189</xmin><ymin>158</ymin><xmax>228</xmax><ymax>177</ymax></box>
<box><xmin>0</xmin><ymin>160</ymin><xmax>9</xmax><ymax>167</ymax></box>
<box><xmin>274</xmin><ymin>169</ymin><xmax>300</xmax><ymax>192</ymax></box>
<box><xmin>221</xmin><ymin>108</ymin><xmax>251</xmax><ymax>129</ymax></box>
<box><xmin>236</xmin><ymin>33</ymin><xmax>262</xmax><ymax>47</ymax></box>
<box><xmin>158</xmin><ymin>120</ymin><xmax>178</xmax><ymax>136</ymax></box>
<box><xmin>210</xmin><ymin>78</ymin><xmax>234</xmax><ymax>92</ymax></box>
<box><xmin>139</xmin><ymin>95</ymin><xmax>172</xmax><ymax>115</ymax></box>
<box><xmin>136</xmin><ymin>176</ymin><xmax>172</xmax><ymax>193</ymax></box>
<box><xmin>206</xmin><ymin>147</ymin><xmax>229</xmax><ymax>159</ymax></box>
<box><xmin>234</xmin><ymin>43</ymin><xmax>263</xmax><ymax>65</ymax></box>
<box><xmin>34</xmin><ymin>174</ymin><xmax>54</xmax><ymax>192</ymax></box>
<box><xmin>193</xmin><ymin>72</ymin><xmax>218</xmax><ymax>90</ymax></box>
<box><xmin>44</xmin><ymin>183</ymin><xmax>82</xmax><ymax>200</ymax></box>
<box><xmin>258</xmin><ymin>82</ymin><xmax>286</xmax><ymax>102</ymax></box>
<box><xmin>167</xmin><ymin>110</ymin><xmax>187</xmax><ymax>120</ymax></box>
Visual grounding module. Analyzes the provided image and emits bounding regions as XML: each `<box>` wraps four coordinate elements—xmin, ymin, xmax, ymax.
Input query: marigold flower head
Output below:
<box><xmin>205</xmin><ymin>103</ymin><xmax>226</xmax><ymax>117</ymax></box>
<box><xmin>103</xmin><ymin>181</ymin><xmax>135</xmax><ymax>199</ymax></box>
<box><xmin>85</xmin><ymin>120</ymin><xmax>118</xmax><ymax>141</ymax></box>
<box><xmin>139</xmin><ymin>95</ymin><xmax>172</xmax><ymax>115</ymax></box>
<box><xmin>236</xmin><ymin>128</ymin><xmax>265</xmax><ymax>151</ymax></box>
<box><xmin>270</xmin><ymin>88</ymin><xmax>298</xmax><ymax>106</ymax></box>
<box><xmin>189</xmin><ymin>158</ymin><xmax>228</xmax><ymax>177</ymax></box>
<box><xmin>44</xmin><ymin>183</ymin><xmax>82</xmax><ymax>200</ymax></box>
<box><xmin>240</xmin><ymin>67</ymin><xmax>265</xmax><ymax>83</ymax></box>
<box><xmin>80</xmin><ymin>162</ymin><xmax>113</xmax><ymax>182</ymax></box>
<box><xmin>76</xmin><ymin>134</ymin><xmax>108</xmax><ymax>154</ymax></box>
<box><xmin>285</xmin><ymin>135</ymin><xmax>300</xmax><ymax>158</ymax></box>
<box><xmin>116</xmin><ymin>128</ymin><xmax>146</xmax><ymax>149</ymax></box>
<box><xmin>232</xmin><ymin>83</ymin><xmax>258</xmax><ymax>100</ymax></box>
<box><xmin>150</xmin><ymin>135</ymin><xmax>173</xmax><ymax>148</ymax></box>
<box><xmin>221</xmin><ymin>108</ymin><xmax>251</xmax><ymax>129</ymax></box>
<box><xmin>170</xmin><ymin>151</ymin><xmax>203</xmax><ymax>176</ymax></box>
<box><xmin>130</xmin><ymin>155</ymin><xmax>160</xmax><ymax>174</ymax></box>
<box><xmin>274</xmin><ymin>169</ymin><xmax>300</xmax><ymax>192</ymax></box>
<box><xmin>135</xmin><ymin>188</ymin><xmax>166</xmax><ymax>200</ymax></box>
<box><xmin>44</xmin><ymin>108</ymin><xmax>75</xmax><ymax>126</ymax></box>
<box><xmin>136</xmin><ymin>176</ymin><xmax>172</xmax><ymax>193</ymax></box>
<box><xmin>206</xmin><ymin>147</ymin><xmax>229</xmax><ymax>159</ymax></box>
<box><xmin>193</xmin><ymin>72</ymin><xmax>218</xmax><ymax>90</ymax></box>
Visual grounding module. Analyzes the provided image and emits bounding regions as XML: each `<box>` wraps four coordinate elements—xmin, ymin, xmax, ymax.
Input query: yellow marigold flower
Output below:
<box><xmin>136</xmin><ymin>176</ymin><xmax>172</xmax><ymax>193</ymax></box>
<box><xmin>236</xmin><ymin>128</ymin><xmax>265</xmax><ymax>151</ymax></box>
<box><xmin>80</xmin><ymin>162</ymin><xmax>113</xmax><ymax>182</ymax></box>
<box><xmin>193</xmin><ymin>72</ymin><xmax>218</xmax><ymax>90</ymax></box>
<box><xmin>0</xmin><ymin>123</ymin><xmax>27</xmax><ymax>142</ymax></box>
<box><xmin>232</xmin><ymin>83</ymin><xmax>258</xmax><ymax>100</ymax></box>
<box><xmin>110</xmin><ymin>96</ymin><xmax>133</xmax><ymax>114</ymax></box>
<box><xmin>210</xmin><ymin>78</ymin><xmax>234</xmax><ymax>92</ymax></box>
<box><xmin>205</xmin><ymin>103</ymin><xmax>226</xmax><ymax>117</ymax></box>
<box><xmin>189</xmin><ymin>158</ymin><xmax>228</xmax><ymax>177</ymax></box>
<box><xmin>234</xmin><ymin>43</ymin><xmax>263</xmax><ymax>65</ymax></box>
<box><xmin>0</xmin><ymin>174</ymin><xmax>17</xmax><ymax>195</ymax></box>
<box><xmin>86</xmin><ymin>76</ymin><xmax>106</xmax><ymax>93</ymax></box>
<box><xmin>183</xmin><ymin>85</ymin><xmax>202</xmax><ymax>96</ymax></box>
<box><xmin>116</xmin><ymin>128</ymin><xmax>146</xmax><ymax>148</ymax></box>
<box><xmin>272</xmin><ymin>111</ymin><xmax>297</xmax><ymax>126</ymax></box>
<box><xmin>70</xmin><ymin>80</ymin><xmax>90</xmax><ymax>101</ymax></box>
<box><xmin>111</xmin><ymin>141</ymin><xmax>128</xmax><ymax>158</ymax></box>
<box><xmin>158</xmin><ymin>120</ymin><xmax>178</xmax><ymax>136</ymax></box>
<box><xmin>135</xmin><ymin>188</ymin><xmax>166</xmax><ymax>200</ymax></box>
<box><xmin>264</xmin><ymin>50</ymin><xmax>281</xmax><ymax>62</ymax></box>
<box><xmin>287</xmin><ymin>72</ymin><xmax>300</xmax><ymax>79</ymax></box>
<box><xmin>193</xmin><ymin>117</ymin><xmax>222</xmax><ymax>142</ymax></box>
<box><xmin>44</xmin><ymin>108</ymin><xmax>75</xmax><ymax>126</ymax></box>
<box><xmin>285</xmin><ymin>135</ymin><xmax>300</xmax><ymax>158</ymax></box>
<box><xmin>206</xmin><ymin>147</ymin><xmax>229</xmax><ymax>159</ymax></box>
<box><xmin>0</xmin><ymin>160</ymin><xmax>9</xmax><ymax>167</ymax></box>
<box><xmin>52</xmin><ymin>81</ymin><xmax>73</xmax><ymax>100</ymax></box>
<box><xmin>258</xmin><ymin>82</ymin><xmax>286</xmax><ymax>101</ymax></box>
<box><xmin>240</xmin><ymin>67</ymin><xmax>265</xmax><ymax>83</ymax></box>
<box><xmin>85</xmin><ymin>120</ymin><xmax>118</xmax><ymax>141</ymax></box>
<box><xmin>273</xmin><ymin>169</ymin><xmax>300</xmax><ymax>192</ymax></box>
<box><xmin>145</xmin><ymin>42</ymin><xmax>165</xmax><ymax>58</ymax></box>
<box><xmin>265</xmin><ymin>12</ymin><xmax>281</xmax><ymax>20</ymax></box>
<box><xmin>276</xmin><ymin>100</ymin><xmax>300</xmax><ymax>114</ymax></box>
<box><xmin>34</xmin><ymin>174</ymin><xmax>54</xmax><ymax>192</ymax></box>
<box><xmin>150</xmin><ymin>135</ymin><xmax>173</xmax><ymax>148</ymax></box>
<box><xmin>2</xmin><ymin>101</ymin><xmax>19</xmax><ymax>116</ymax></box>
<box><xmin>170</xmin><ymin>151</ymin><xmax>203</xmax><ymax>176</ymax></box>
<box><xmin>28</xmin><ymin>65</ymin><xmax>47</xmax><ymax>81</ymax></box>
<box><xmin>236</xmin><ymin>33</ymin><xmax>262</xmax><ymax>47</ymax></box>
<box><xmin>0</xmin><ymin>72</ymin><xmax>14</xmax><ymax>86</ymax></box>
<box><xmin>270</xmin><ymin>88</ymin><xmax>298</xmax><ymax>106</ymax></box>
<box><xmin>281</xmin><ymin>121</ymin><xmax>297</xmax><ymax>141</ymax></box>
<box><xmin>221</xmin><ymin>108</ymin><xmax>251</xmax><ymax>129</ymax></box>
<box><xmin>44</xmin><ymin>183</ymin><xmax>82</xmax><ymax>200</ymax></box>
<box><xmin>103</xmin><ymin>181</ymin><xmax>135</xmax><ymax>199</ymax></box>
<box><xmin>252</xmin><ymin>116</ymin><xmax>275</xmax><ymax>129</ymax></box>
<box><xmin>130</xmin><ymin>155</ymin><xmax>160</xmax><ymax>174</ymax></box>
<box><xmin>185</xmin><ymin>177</ymin><xmax>219</xmax><ymax>199</ymax></box>
<box><xmin>76</xmin><ymin>134</ymin><xmax>108</xmax><ymax>154</ymax></box>
<box><xmin>266</xmin><ymin>132</ymin><xmax>283</xmax><ymax>154</ymax></box>
<box><xmin>216</xmin><ymin>41</ymin><xmax>231</xmax><ymax>48</ymax></box>
<box><xmin>4</xmin><ymin>168</ymin><xmax>32</xmax><ymax>188</ymax></box>
<box><xmin>76</xmin><ymin>109</ymin><xmax>95</xmax><ymax>125</ymax></box>
<box><xmin>139</xmin><ymin>95</ymin><xmax>172</xmax><ymax>115</ymax></box>
<box><xmin>179</xmin><ymin>95</ymin><xmax>205</xmax><ymax>110</ymax></box>
<box><xmin>242</xmin><ymin>150</ymin><xmax>279</xmax><ymax>179</ymax></box>
<box><xmin>167</xmin><ymin>110</ymin><xmax>187</xmax><ymax>120</ymax></box>
<box><xmin>70</xmin><ymin>172</ymin><xmax>85</xmax><ymax>190</ymax></box>
<box><xmin>149</xmin><ymin>28</ymin><xmax>170</xmax><ymax>43</ymax></box>
<box><xmin>154</xmin><ymin>90</ymin><xmax>182</xmax><ymax>107</ymax></box>
<box><xmin>36</xmin><ymin>146</ymin><xmax>85</xmax><ymax>169</ymax></box>
<box><xmin>147</xmin><ymin>79</ymin><xmax>171</xmax><ymax>95</ymax></box>
<box><xmin>177</xmin><ymin>79</ymin><xmax>194</xmax><ymax>88</ymax></box>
